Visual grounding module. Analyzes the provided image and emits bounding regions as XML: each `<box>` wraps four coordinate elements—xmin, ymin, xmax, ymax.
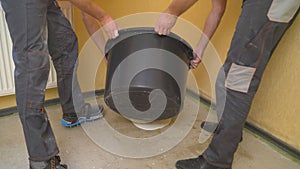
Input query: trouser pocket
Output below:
<box><xmin>267</xmin><ymin>0</ymin><xmax>299</xmax><ymax>23</ymax></box>
<box><xmin>225</xmin><ymin>63</ymin><xmax>256</xmax><ymax>93</ymax></box>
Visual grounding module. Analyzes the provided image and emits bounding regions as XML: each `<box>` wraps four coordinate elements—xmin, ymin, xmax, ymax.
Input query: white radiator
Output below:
<box><xmin>0</xmin><ymin>2</ymin><xmax>74</xmax><ymax>96</ymax></box>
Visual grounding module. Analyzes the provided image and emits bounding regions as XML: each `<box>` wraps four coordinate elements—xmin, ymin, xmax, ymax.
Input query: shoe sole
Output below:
<box><xmin>175</xmin><ymin>164</ymin><xmax>188</xmax><ymax>169</ymax></box>
<box><xmin>61</xmin><ymin>111</ymin><xmax>103</xmax><ymax>127</ymax></box>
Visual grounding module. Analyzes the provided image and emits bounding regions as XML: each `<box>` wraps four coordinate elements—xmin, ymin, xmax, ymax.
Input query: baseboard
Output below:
<box><xmin>0</xmin><ymin>89</ymin><xmax>105</xmax><ymax>117</ymax></box>
<box><xmin>245</xmin><ymin>122</ymin><xmax>300</xmax><ymax>160</ymax></box>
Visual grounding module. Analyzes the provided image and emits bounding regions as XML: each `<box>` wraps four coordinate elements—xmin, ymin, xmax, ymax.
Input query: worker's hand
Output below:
<box><xmin>100</xmin><ymin>14</ymin><xmax>119</xmax><ymax>39</ymax></box>
<box><xmin>155</xmin><ymin>12</ymin><xmax>177</xmax><ymax>35</ymax></box>
<box><xmin>190</xmin><ymin>49</ymin><xmax>203</xmax><ymax>69</ymax></box>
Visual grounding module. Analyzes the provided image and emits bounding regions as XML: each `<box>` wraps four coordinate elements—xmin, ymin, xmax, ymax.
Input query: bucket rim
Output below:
<box><xmin>104</xmin><ymin>27</ymin><xmax>193</xmax><ymax>58</ymax></box>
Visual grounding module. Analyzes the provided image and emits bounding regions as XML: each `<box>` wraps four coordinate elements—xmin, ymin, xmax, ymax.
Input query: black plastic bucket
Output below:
<box><xmin>104</xmin><ymin>27</ymin><xmax>193</xmax><ymax>122</ymax></box>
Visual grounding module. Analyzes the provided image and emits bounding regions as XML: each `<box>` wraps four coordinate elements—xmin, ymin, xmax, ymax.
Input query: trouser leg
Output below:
<box><xmin>203</xmin><ymin>0</ymin><xmax>299</xmax><ymax>167</ymax></box>
<box><xmin>1</xmin><ymin>0</ymin><xmax>59</xmax><ymax>161</ymax></box>
<box><xmin>47</xmin><ymin>0</ymin><xmax>85</xmax><ymax>121</ymax></box>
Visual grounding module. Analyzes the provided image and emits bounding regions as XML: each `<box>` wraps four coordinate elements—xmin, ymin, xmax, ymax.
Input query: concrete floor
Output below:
<box><xmin>0</xmin><ymin>97</ymin><xmax>299</xmax><ymax>169</ymax></box>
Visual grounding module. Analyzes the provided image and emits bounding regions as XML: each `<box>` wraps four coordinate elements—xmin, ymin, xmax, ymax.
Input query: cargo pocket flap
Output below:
<box><xmin>267</xmin><ymin>0</ymin><xmax>300</xmax><ymax>23</ymax></box>
<box><xmin>225</xmin><ymin>63</ymin><xmax>256</xmax><ymax>93</ymax></box>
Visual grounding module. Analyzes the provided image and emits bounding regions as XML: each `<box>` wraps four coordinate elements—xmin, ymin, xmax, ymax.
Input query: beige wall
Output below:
<box><xmin>248</xmin><ymin>16</ymin><xmax>300</xmax><ymax>150</ymax></box>
<box><xmin>0</xmin><ymin>88</ymin><xmax>59</xmax><ymax>109</ymax></box>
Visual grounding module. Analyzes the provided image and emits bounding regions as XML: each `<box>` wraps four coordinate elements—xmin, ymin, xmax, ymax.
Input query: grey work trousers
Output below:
<box><xmin>203</xmin><ymin>0</ymin><xmax>299</xmax><ymax>168</ymax></box>
<box><xmin>1</xmin><ymin>0</ymin><xmax>85</xmax><ymax>161</ymax></box>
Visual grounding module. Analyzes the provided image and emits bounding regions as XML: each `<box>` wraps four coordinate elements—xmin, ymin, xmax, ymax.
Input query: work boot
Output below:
<box><xmin>176</xmin><ymin>155</ymin><xmax>230</xmax><ymax>169</ymax></box>
<box><xmin>29</xmin><ymin>155</ymin><xmax>67</xmax><ymax>169</ymax></box>
<box><xmin>61</xmin><ymin>103</ymin><xmax>104</xmax><ymax>127</ymax></box>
